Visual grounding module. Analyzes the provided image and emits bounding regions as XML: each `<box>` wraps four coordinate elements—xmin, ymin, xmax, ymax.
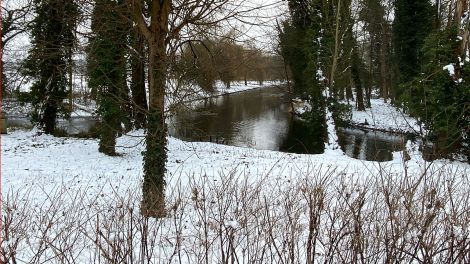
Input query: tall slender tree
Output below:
<box><xmin>24</xmin><ymin>0</ymin><xmax>78</xmax><ymax>134</ymax></box>
<box><xmin>129</xmin><ymin>29</ymin><xmax>148</xmax><ymax>129</ymax></box>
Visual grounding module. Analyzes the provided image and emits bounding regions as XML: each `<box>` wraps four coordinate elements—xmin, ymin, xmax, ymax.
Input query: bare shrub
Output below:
<box><xmin>2</xmin><ymin>163</ymin><xmax>470</xmax><ymax>263</ymax></box>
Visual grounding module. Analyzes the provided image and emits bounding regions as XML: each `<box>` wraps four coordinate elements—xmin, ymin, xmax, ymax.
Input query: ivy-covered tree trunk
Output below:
<box><xmin>128</xmin><ymin>0</ymin><xmax>171</xmax><ymax>218</ymax></box>
<box><xmin>98</xmin><ymin>96</ymin><xmax>120</xmax><ymax>155</ymax></box>
<box><xmin>352</xmin><ymin>46</ymin><xmax>365</xmax><ymax>111</ymax></box>
<box><xmin>140</xmin><ymin>35</ymin><xmax>168</xmax><ymax>217</ymax></box>
<box><xmin>87</xmin><ymin>0</ymin><xmax>127</xmax><ymax>155</ymax></box>
<box><xmin>131</xmin><ymin>30</ymin><xmax>148</xmax><ymax>129</ymax></box>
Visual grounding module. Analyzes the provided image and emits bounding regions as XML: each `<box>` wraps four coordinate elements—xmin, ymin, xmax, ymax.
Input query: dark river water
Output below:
<box><xmin>168</xmin><ymin>87</ymin><xmax>405</xmax><ymax>161</ymax></box>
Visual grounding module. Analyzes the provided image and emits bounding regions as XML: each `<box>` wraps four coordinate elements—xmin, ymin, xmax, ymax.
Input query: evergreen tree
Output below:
<box><xmin>279</xmin><ymin>0</ymin><xmax>329</xmax><ymax>153</ymax></box>
<box><xmin>403</xmin><ymin>27</ymin><xmax>470</xmax><ymax>159</ymax></box>
<box><xmin>87</xmin><ymin>0</ymin><xmax>128</xmax><ymax>155</ymax></box>
<box><xmin>24</xmin><ymin>0</ymin><xmax>78</xmax><ymax>134</ymax></box>
<box><xmin>392</xmin><ymin>0</ymin><xmax>434</xmax><ymax>101</ymax></box>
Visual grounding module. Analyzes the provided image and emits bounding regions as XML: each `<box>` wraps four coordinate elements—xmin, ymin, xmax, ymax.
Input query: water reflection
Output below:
<box><xmin>7</xmin><ymin>116</ymin><xmax>99</xmax><ymax>135</ymax></box>
<box><xmin>337</xmin><ymin>128</ymin><xmax>404</xmax><ymax>161</ymax></box>
<box><xmin>168</xmin><ymin>87</ymin><xmax>291</xmax><ymax>150</ymax></box>
<box><xmin>169</xmin><ymin>86</ymin><xmax>405</xmax><ymax>161</ymax></box>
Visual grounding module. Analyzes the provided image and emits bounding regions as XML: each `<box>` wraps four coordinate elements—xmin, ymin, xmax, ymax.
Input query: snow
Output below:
<box><xmin>2</xmin><ymin>128</ymin><xmax>469</xmax><ymax>262</ymax></box>
<box><xmin>291</xmin><ymin>96</ymin><xmax>420</xmax><ymax>134</ymax></box>
<box><xmin>350</xmin><ymin>98</ymin><xmax>421</xmax><ymax>133</ymax></box>
<box><xmin>4</xmin><ymin>129</ymin><xmax>467</xmax><ymax>200</ymax></box>
<box><xmin>443</xmin><ymin>64</ymin><xmax>455</xmax><ymax>76</ymax></box>
<box><xmin>214</xmin><ymin>81</ymin><xmax>282</xmax><ymax>95</ymax></box>
<box><xmin>292</xmin><ymin>98</ymin><xmax>312</xmax><ymax>115</ymax></box>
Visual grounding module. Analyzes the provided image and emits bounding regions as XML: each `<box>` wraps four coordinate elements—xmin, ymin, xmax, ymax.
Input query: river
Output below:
<box><xmin>169</xmin><ymin>86</ymin><xmax>404</xmax><ymax>161</ymax></box>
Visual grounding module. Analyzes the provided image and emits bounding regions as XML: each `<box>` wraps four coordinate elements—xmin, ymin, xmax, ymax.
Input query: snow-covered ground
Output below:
<box><xmin>2</xmin><ymin>128</ymin><xmax>469</xmax><ymax>263</ymax></box>
<box><xmin>291</xmin><ymin>97</ymin><xmax>419</xmax><ymax>133</ymax></box>
<box><xmin>350</xmin><ymin>98</ymin><xmax>421</xmax><ymax>133</ymax></box>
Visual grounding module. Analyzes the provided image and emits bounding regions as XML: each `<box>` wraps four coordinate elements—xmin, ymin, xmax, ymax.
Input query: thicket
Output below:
<box><xmin>278</xmin><ymin>0</ymin><xmax>469</xmax><ymax>160</ymax></box>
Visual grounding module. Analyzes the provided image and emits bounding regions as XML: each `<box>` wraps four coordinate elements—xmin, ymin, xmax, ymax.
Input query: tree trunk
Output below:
<box><xmin>42</xmin><ymin>103</ymin><xmax>58</xmax><ymax>134</ymax></box>
<box><xmin>329</xmin><ymin>0</ymin><xmax>342</xmax><ymax>93</ymax></box>
<box><xmin>457</xmin><ymin>0</ymin><xmax>469</xmax><ymax>59</ymax></box>
<box><xmin>352</xmin><ymin>47</ymin><xmax>365</xmax><ymax>111</ymax></box>
<box><xmin>137</xmin><ymin>0</ymin><xmax>171</xmax><ymax>218</ymax></box>
<box><xmin>99</xmin><ymin>95</ymin><xmax>119</xmax><ymax>155</ymax></box>
<box><xmin>379</xmin><ymin>28</ymin><xmax>389</xmax><ymax>101</ymax></box>
<box><xmin>346</xmin><ymin>81</ymin><xmax>354</xmax><ymax>101</ymax></box>
<box><xmin>131</xmin><ymin>30</ymin><xmax>148</xmax><ymax>129</ymax></box>
<box><xmin>454</xmin><ymin>0</ymin><xmax>467</xmax><ymax>24</ymax></box>
<box><xmin>338</xmin><ymin>86</ymin><xmax>345</xmax><ymax>100</ymax></box>
<box><xmin>120</xmin><ymin>69</ymin><xmax>132</xmax><ymax>133</ymax></box>
<box><xmin>141</xmin><ymin>38</ymin><xmax>167</xmax><ymax>218</ymax></box>
<box><xmin>366</xmin><ymin>36</ymin><xmax>373</xmax><ymax>108</ymax></box>
<box><xmin>446</xmin><ymin>1</ymin><xmax>454</xmax><ymax>28</ymax></box>
<box><xmin>68</xmin><ymin>52</ymin><xmax>73</xmax><ymax>112</ymax></box>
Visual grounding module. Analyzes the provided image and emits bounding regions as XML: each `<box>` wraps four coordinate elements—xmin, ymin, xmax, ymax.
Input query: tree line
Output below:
<box><xmin>279</xmin><ymin>0</ymin><xmax>469</xmax><ymax>160</ymax></box>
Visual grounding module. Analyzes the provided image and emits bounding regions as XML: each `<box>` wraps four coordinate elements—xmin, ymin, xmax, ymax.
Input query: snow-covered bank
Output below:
<box><xmin>213</xmin><ymin>81</ymin><xmax>283</xmax><ymax>95</ymax></box>
<box><xmin>350</xmin><ymin>98</ymin><xmax>421</xmax><ymax>133</ymax></box>
<box><xmin>291</xmin><ymin>97</ymin><xmax>419</xmax><ymax>134</ymax></box>
<box><xmin>2</xmin><ymin>129</ymin><xmax>469</xmax><ymax>263</ymax></box>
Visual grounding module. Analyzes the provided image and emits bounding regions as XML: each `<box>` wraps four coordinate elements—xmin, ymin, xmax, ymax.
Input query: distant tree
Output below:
<box><xmin>214</xmin><ymin>39</ymin><xmax>238</xmax><ymax>88</ymax></box>
<box><xmin>177</xmin><ymin>40</ymin><xmax>217</xmax><ymax>93</ymax></box>
<box><xmin>87</xmin><ymin>0</ymin><xmax>128</xmax><ymax>155</ymax></box>
<box><xmin>23</xmin><ymin>0</ymin><xmax>78</xmax><ymax>134</ymax></box>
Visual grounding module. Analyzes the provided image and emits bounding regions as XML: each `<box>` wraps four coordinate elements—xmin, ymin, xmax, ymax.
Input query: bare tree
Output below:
<box><xmin>126</xmin><ymin>0</ymin><xmax>271</xmax><ymax>217</ymax></box>
<box><xmin>1</xmin><ymin>0</ymin><xmax>33</xmax><ymax>96</ymax></box>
